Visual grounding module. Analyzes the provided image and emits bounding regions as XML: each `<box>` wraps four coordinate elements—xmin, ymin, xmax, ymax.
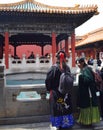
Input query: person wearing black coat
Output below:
<box><xmin>45</xmin><ymin>50</ymin><xmax>74</xmax><ymax>130</ymax></box>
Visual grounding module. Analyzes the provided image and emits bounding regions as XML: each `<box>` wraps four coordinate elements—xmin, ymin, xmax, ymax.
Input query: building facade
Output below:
<box><xmin>0</xmin><ymin>0</ymin><xmax>98</xmax><ymax>68</ymax></box>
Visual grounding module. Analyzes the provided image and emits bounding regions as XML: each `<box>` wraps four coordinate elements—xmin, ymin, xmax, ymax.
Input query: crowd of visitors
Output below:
<box><xmin>14</xmin><ymin>52</ymin><xmax>51</xmax><ymax>59</ymax></box>
<box><xmin>87</xmin><ymin>56</ymin><xmax>102</xmax><ymax>66</ymax></box>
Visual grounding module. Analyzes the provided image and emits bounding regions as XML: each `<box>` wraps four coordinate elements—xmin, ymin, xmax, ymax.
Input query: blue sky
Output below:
<box><xmin>0</xmin><ymin>0</ymin><xmax>103</xmax><ymax>36</ymax></box>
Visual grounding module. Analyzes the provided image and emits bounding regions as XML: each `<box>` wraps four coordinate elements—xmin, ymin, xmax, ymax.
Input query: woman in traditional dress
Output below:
<box><xmin>76</xmin><ymin>57</ymin><xmax>100</xmax><ymax>126</ymax></box>
<box><xmin>45</xmin><ymin>50</ymin><xmax>74</xmax><ymax>130</ymax></box>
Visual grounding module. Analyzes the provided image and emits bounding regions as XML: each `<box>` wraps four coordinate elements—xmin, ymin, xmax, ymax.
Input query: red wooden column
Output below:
<box><xmin>71</xmin><ymin>31</ymin><xmax>76</xmax><ymax>67</ymax></box>
<box><xmin>52</xmin><ymin>32</ymin><xmax>56</xmax><ymax>64</ymax></box>
<box><xmin>65</xmin><ymin>38</ymin><xmax>69</xmax><ymax>57</ymax></box>
<box><xmin>5</xmin><ymin>32</ymin><xmax>9</xmax><ymax>69</ymax></box>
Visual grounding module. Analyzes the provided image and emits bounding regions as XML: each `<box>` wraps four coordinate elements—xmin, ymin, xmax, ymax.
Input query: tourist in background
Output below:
<box><xmin>87</xmin><ymin>56</ymin><xmax>94</xmax><ymax>65</ymax></box>
<box><xmin>76</xmin><ymin>57</ymin><xmax>100</xmax><ymax>126</ymax></box>
<box><xmin>45</xmin><ymin>50</ymin><xmax>74</xmax><ymax>130</ymax></box>
<box><xmin>99</xmin><ymin>67</ymin><xmax>103</xmax><ymax>119</ymax></box>
<box><xmin>97</xmin><ymin>58</ymin><xmax>102</xmax><ymax>67</ymax></box>
<box><xmin>28</xmin><ymin>51</ymin><xmax>35</xmax><ymax>59</ymax></box>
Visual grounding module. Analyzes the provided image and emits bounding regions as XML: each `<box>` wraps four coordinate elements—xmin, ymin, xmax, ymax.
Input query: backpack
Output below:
<box><xmin>93</xmin><ymin>71</ymin><xmax>103</xmax><ymax>91</ymax></box>
<box><xmin>45</xmin><ymin>65</ymin><xmax>61</xmax><ymax>91</ymax></box>
<box><xmin>88</xmin><ymin>67</ymin><xmax>103</xmax><ymax>91</ymax></box>
<box><xmin>58</xmin><ymin>71</ymin><xmax>74</xmax><ymax>94</ymax></box>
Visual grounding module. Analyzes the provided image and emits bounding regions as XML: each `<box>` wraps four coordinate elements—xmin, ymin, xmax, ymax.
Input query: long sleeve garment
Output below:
<box><xmin>78</xmin><ymin>66</ymin><xmax>98</xmax><ymax>108</ymax></box>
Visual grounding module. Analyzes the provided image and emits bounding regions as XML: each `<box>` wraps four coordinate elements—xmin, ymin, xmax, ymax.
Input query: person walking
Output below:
<box><xmin>76</xmin><ymin>57</ymin><xmax>100</xmax><ymax>126</ymax></box>
<box><xmin>45</xmin><ymin>50</ymin><xmax>74</xmax><ymax>130</ymax></box>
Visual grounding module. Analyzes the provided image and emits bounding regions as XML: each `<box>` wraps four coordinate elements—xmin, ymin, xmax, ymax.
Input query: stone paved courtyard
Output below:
<box><xmin>0</xmin><ymin>121</ymin><xmax>103</xmax><ymax>130</ymax></box>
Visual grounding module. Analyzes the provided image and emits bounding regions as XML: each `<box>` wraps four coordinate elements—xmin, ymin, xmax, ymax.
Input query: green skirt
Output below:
<box><xmin>77</xmin><ymin>106</ymin><xmax>100</xmax><ymax>125</ymax></box>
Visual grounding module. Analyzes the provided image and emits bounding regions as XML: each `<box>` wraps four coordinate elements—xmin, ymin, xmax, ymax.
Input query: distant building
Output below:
<box><xmin>75</xmin><ymin>27</ymin><xmax>103</xmax><ymax>60</ymax></box>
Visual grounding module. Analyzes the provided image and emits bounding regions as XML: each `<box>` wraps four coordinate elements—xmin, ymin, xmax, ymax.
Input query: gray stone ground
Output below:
<box><xmin>0</xmin><ymin>121</ymin><xmax>103</xmax><ymax>130</ymax></box>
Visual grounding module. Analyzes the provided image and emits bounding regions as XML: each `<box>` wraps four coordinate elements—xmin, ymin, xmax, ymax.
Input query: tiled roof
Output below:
<box><xmin>76</xmin><ymin>27</ymin><xmax>103</xmax><ymax>47</ymax></box>
<box><xmin>0</xmin><ymin>0</ymin><xmax>98</xmax><ymax>14</ymax></box>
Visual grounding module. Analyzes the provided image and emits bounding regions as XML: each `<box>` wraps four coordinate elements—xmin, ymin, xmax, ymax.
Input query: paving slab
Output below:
<box><xmin>0</xmin><ymin>121</ymin><xmax>103</xmax><ymax>130</ymax></box>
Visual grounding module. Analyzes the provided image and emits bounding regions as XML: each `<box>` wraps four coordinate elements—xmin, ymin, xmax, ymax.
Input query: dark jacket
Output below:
<box><xmin>78</xmin><ymin>66</ymin><xmax>98</xmax><ymax>108</ymax></box>
<box><xmin>45</xmin><ymin>63</ymin><xmax>70</xmax><ymax>92</ymax></box>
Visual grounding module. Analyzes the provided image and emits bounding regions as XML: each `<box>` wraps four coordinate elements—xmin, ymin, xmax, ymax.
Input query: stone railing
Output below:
<box><xmin>0</xmin><ymin>65</ymin><xmax>50</xmax><ymax>124</ymax></box>
<box><xmin>1</xmin><ymin>83</ymin><xmax>78</xmax><ymax>125</ymax></box>
<box><xmin>0</xmin><ymin>65</ymin><xmax>79</xmax><ymax>125</ymax></box>
<box><xmin>9</xmin><ymin>54</ymin><xmax>52</xmax><ymax>71</ymax></box>
<box><xmin>1</xmin><ymin>53</ymin><xmax>102</xmax><ymax>74</ymax></box>
<box><xmin>3</xmin><ymin>84</ymin><xmax>50</xmax><ymax>124</ymax></box>
<box><xmin>0</xmin><ymin>54</ymin><xmax>52</xmax><ymax>73</ymax></box>
<box><xmin>0</xmin><ymin>54</ymin><xmax>73</xmax><ymax>74</ymax></box>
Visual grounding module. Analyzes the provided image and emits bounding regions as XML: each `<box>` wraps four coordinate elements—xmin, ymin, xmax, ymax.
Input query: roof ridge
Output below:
<box><xmin>0</xmin><ymin>0</ymin><xmax>98</xmax><ymax>11</ymax></box>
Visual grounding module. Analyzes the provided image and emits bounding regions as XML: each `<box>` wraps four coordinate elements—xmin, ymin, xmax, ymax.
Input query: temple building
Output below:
<box><xmin>76</xmin><ymin>27</ymin><xmax>103</xmax><ymax>60</ymax></box>
<box><xmin>0</xmin><ymin>0</ymin><xmax>98</xmax><ymax>69</ymax></box>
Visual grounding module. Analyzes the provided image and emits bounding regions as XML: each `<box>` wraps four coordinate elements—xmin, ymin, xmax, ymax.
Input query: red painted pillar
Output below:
<box><xmin>5</xmin><ymin>32</ymin><xmax>9</xmax><ymax>69</ymax></box>
<box><xmin>65</xmin><ymin>38</ymin><xmax>69</xmax><ymax>57</ymax></box>
<box><xmin>71</xmin><ymin>31</ymin><xmax>76</xmax><ymax>67</ymax></box>
<box><xmin>52</xmin><ymin>32</ymin><xmax>56</xmax><ymax>64</ymax></box>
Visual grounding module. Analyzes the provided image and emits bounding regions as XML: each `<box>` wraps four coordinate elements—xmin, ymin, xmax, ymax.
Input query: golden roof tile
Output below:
<box><xmin>0</xmin><ymin>0</ymin><xmax>98</xmax><ymax>14</ymax></box>
<box><xmin>76</xmin><ymin>27</ymin><xmax>103</xmax><ymax>47</ymax></box>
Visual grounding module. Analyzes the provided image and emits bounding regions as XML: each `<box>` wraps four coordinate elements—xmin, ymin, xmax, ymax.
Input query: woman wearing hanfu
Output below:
<box><xmin>45</xmin><ymin>50</ymin><xmax>74</xmax><ymax>130</ymax></box>
<box><xmin>76</xmin><ymin>57</ymin><xmax>100</xmax><ymax>126</ymax></box>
